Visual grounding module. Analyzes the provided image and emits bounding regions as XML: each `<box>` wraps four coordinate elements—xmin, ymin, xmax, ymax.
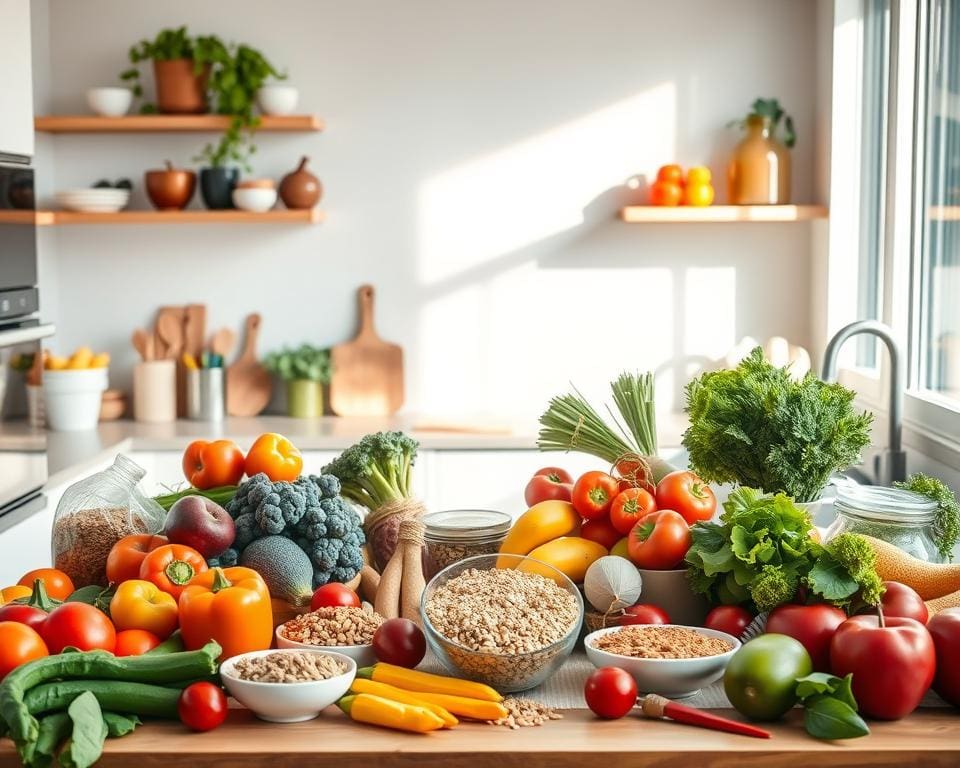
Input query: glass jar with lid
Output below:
<box><xmin>823</xmin><ymin>485</ymin><xmax>943</xmax><ymax>563</ymax></box>
<box><xmin>422</xmin><ymin>509</ymin><xmax>513</xmax><ymax>578</ymax></box>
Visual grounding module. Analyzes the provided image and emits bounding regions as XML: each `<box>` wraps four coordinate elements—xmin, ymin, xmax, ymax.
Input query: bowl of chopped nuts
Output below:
<box><xmin>220</xmin><ymin>649</ymin><xmax>356</xmax><ymax>723</ymax></box>
<box><xmin>420</xmin><ymin>554</ymin><xmax>584</xmax><ymax>692</ymax></box>
<box><xmin>275</xmin><ymin>605</ymin><xmax>384</xmax><ymax>668</ymax></box>
<box><xmin>584</xmin><ymin>625</ymin><xmax>740</xmax><ymax>698</ymax></box>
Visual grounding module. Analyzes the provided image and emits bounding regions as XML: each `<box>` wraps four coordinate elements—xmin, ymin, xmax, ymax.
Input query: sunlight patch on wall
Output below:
<box><xmin>417</xmin><ymin>83</ymin><xmax>677</xmax><ymax>285</ymax></box>
<box><xmin>684</xmin><ymin>266</ymin><xmax>736</xmax><ymax>363</ymax></box>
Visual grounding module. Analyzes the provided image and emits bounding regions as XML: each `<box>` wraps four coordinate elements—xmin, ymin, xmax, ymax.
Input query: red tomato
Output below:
<box><xmin>310</xmin><ymin>583</ymin><xmax>361</xmax><ymax>611</ymax></box>
<box><xmin>626</xmin><ymin>510</ymin><xmax>691</xmax><ymax>570</ymax></box>
<box><xmin>580</xmin><ymin>516</ymin><xmax>622</xmax><ymax>551</ymax></box>
<box><xmin>704</xmin><ymin>605</ymin><xmax>753</xmax><ymax>638</ymax></box>
<box><xmin>182</xmin><ymin>439</ymin><xmax>245</xmax><ymax>490</ymax></box>
<box><xmin>609</xmin><ymin>488</ymin><xmax>657</xmax><ymax>535</ymax></box>
<box><xmin>372</xmin><ymin>618</ymin><xmax>427</xmax><ymax>668</ymax></box>
<box><xmin>571</xmin><ymin>471</ymin><xmax>620</xmax><ymax>520</ymax></box>
<box><xmin>584</xmin><ymin>666</ymin><xmax>638</xmax><ymax>719</ymax></box>
<box><xmin>18</xmin><ymin>568</ymin><xmax>74</xmax><ymax>601</ymax></box>
<box><xmin>928</xmin><ymin>607</ymin><xmax>960</xmax><ymax>706</ymax></box>
<box><xmin>880</xmin><ymin>581</ymin><xmax>928</xmax><ymax>624</ymax></box>
<box><xmin>619</xmin><ymin>604</ymin><xmax>670</xmax><ymax>626</ymax></box>
<box><xmin>0</xmin><ymin>602</ymin><xmax>48</xmax><ymax>633</ymax></box>
<box><xmin>830</xmin><ymin>613</ymin><xmax>935</xmax><ymax>720</ymax></box>
<box><xmin>114</xmin><ymin>629</ymin><xmax>162</xmax><ymax>657</ymax></box>
<box><xmin>654</xmin><ymin>471</ymin><xmax>716</xmax><ymax>524</ymax></box>
<box><xmin>533</xmin><ymin>466</ymin><xmax>573</xmax><ymax>484</ymax></box>
<box><xmin>656</xmin><ymin>164</ymin><xmax>684</xmax><ymax>185</ymax></box>
<box><xmin>524</xmin><ymin>472</ymin><xmax>573</xmax><ymax>507</ymax></box>
<box><xmin>42</xmin><ymin>602</ymin><xmax>116</xmax><ymax>654</ymax></box>
<box><xmin>765</xmin><ymin>603</ymin><xmax>846</xmax><ymax>672</ymax></box>
<box><xmin>649</xmin><ymin>180</ymin><xmax>682</xmax><ymax>206</ymax></box>
<box><xmin>0</xmin><ymin>622</ymin><xmax>48</xmax><ymax>679</ymax></box>
<box><xmin>178</xmin><ymin>681</ymin><xmax>228</xmax><ymax>732</ymax></box>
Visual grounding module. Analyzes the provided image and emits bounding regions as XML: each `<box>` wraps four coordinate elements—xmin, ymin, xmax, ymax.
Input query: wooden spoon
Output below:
<box><xmin>132</xmin><ymin>328</ymin><xmax>150</xmax><ymax>362</ymax></box>
<box><xmin>157</xmin><ymin>313</ymin><xmax>184</xmax><ymax>360</ymax></box>
<box><xmin>210</xmin><ymin>327</ymin><xmax>236</xmax><ymax>360</ymax></box>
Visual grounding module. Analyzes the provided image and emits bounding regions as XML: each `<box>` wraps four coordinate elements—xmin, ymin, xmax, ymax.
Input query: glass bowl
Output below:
<box><xmin>419</xmin><ymin>553</ymin><xmax>584</xmax><ymax>692</ymax></box>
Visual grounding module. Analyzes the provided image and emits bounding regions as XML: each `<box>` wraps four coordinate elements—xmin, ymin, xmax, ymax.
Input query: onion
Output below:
<box><xmin>583</xmin><ymin>556</ymin><xmax>643</xmax><ymax>613</ymax></box>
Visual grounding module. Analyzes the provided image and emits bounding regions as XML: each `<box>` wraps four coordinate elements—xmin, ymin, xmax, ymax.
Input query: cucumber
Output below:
<box><xmin>25</xmin><ymin>681</ymin><xmax>181</xmax><ymax>720</ymax></box>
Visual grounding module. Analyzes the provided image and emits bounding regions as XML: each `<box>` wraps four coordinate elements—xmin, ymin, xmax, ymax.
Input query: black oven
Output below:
<box><xmin>0</xmin><ymin>164</ymin><xmax>39</xmax><ymax>326</ymax></box>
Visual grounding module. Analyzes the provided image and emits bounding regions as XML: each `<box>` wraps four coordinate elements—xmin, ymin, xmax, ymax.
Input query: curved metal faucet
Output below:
<box><xmin>821</xmin><ymin>320</ymin><xmax>906</xmax><ymax>484</ymax></box>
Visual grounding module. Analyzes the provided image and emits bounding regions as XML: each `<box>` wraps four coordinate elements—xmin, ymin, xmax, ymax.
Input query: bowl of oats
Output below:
<box><xmin>584</xmin><ymin>624</ymin><xmax>740</xmax><ymax>698</ymax></box>
<box><xmin>276</xmin><ymin>605</ymin><xmax>385</xmax><ymax>668</ymax></box>
<box><xmin>420</xmin><ymin>554</ymin><xmax>584</xmax><ymax>692</ymax></box>
<box><xmin>220</xmin><ymin>649</ymin><xmax>356</xmax><ymax>723</ymax></box>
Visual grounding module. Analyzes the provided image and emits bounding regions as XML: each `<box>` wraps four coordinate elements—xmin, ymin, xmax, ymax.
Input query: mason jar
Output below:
<box><xmin>422</xmin><ymin>509</ymin><xmax>512</xmax><ymax>578</ymax></box>
<box><xmin>823</xmin><ymin>485</ymin><xmax>942</xmax><ymax>563</ymax></box>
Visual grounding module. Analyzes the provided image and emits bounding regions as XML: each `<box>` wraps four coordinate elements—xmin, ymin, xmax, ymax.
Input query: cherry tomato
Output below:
<box><xmin>524</xmin><ymin>469</ymin><xmax>573</xmax><ymax>507</ymax></box>
<box><xmin>649</xmin><ymin>180</ymin><xmax>682</xmax><ymax>206</ymax></box>
<box><xmin>619</xmin><ymin>604</ymin><xmax>670</xmax><ymax>626</ymax></box>
<box><xmin>42</xmin><ymin>602</ymin><xmax>116</xmax><ymax>654</ymax></box>
<box><xmin>571</xmin><ymin>471</ymin><xmax>620</xmax><ymax>520</ymax></box>
<box><xmin>654</xmin><ymin>471</ymin><xmax>716</xmax><ymax>525</ymax></box>
<box><xmin>533</xmin><ymin>466</ymin><xmax>573</xmax><ymax>484</ymax></box>
<box><xmin>310</xmin><ymin>583</ymin><xmax>361</xmax><ymax>611</ymax></box>
<box><xmin>178</xmin><ymin>681</ymin><xmax>228</xmax><ymax>732</ymax></box>
<box><xmin>580</xmin><ymin>516</ymin><xmax>622</xmax><ymax>551</ymax></box>
<box><xmin>704</xmin><ymin>605</ymin><xmax>753</xmax><ymax>638</ymax></box>
<box><xmin>18</xmin><ymin>568</ymin><xmax>74</xmax><ymax>601</ymax></box>
<box><xmin>584</xmin><ymin>666</ymin><xmax>638</xmax><ymax>719</ymax></box>
<box><xmin>626</xmin><ymin>510</ymin><xmax>691</xmax><ymax>570</ymax></box>
<box><xmin>0</xmin><ymin>602</ymin><xmax>48</xmax><ymax>633</ymax></box>
<box><xmin>880</xmin><ymin>581</ymin><xmax>928</xmax><ymax>624</ymax></box>
<box><xmin>656</xmin><ymin>164</ymin><xmax>684</xmax><ymax>185</ymax></box>
<box><xmin>0</xmin><ymin>622</ymin><xmax>48</xmax><ymax>679</ymax></box>
<box><xmin>609</xmin><ymin>488</ymin><xmax>658</xmax><ymax>535</ymax></box>
<box><xmin>373</xmin><ymin>618</ymin><xmax>427</xmax><ymax>668</ymax></box>
<box><xmin>114</xmin><ymin>628</ymin><xmax>162</xmax><ymax>657</ymax></box>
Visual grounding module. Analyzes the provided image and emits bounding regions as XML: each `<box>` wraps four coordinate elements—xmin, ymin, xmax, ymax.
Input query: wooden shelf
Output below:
<box><xmin>928</xmin><ymin>205</ymin><xmax>960</xmax><ymax>221</ymax></box>
<box><xmin>619</xmin><ymin>204</ymin><xmax>828</xmax><ymax>223</ymax></box>
<box><xmin>34</xmin><ymin>114</ymin><xmax>324</xmax><ymax>133</ymax></box>
<box><xmin>1</xmin><ymin>209</ymin><xmax>323</xmax><ymax>226</ymax></box>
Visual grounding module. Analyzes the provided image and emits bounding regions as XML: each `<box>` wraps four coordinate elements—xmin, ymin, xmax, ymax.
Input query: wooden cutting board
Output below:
<box><xmin>226</xmin><ymin>312</ymin><xmax>273</xmax><ymax>417</ymax></box>
<box><xmin>330</xmin><ymin>285</ymin><xmax>404</xmax><ymax>416</ymax></box>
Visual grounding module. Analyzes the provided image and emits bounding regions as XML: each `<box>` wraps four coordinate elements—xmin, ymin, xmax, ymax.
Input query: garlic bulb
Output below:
<box><xmin>584</xmin><ymin>556</ymin><xmax>643</xmax><ymax>613</ymax></box>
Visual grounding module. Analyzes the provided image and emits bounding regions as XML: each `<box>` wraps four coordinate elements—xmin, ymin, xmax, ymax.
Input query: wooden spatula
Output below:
<box><xmin>226</xmin><ymin>313</ymin><xmax>272</xmax><ymax>416</ymax></box>
<box><xmin>330</xmin><ymin>285</ymin><xmax>404</xmax><ymax>416</ymax></box>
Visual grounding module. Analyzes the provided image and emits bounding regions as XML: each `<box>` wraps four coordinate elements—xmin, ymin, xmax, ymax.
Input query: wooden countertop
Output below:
<box><xmin>2</xmin><ymin>707</ymin><xmax>956</xmax><ymax>768</ymax></box>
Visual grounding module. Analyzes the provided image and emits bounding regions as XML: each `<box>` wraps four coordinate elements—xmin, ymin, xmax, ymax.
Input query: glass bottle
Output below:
<box><xmin>728</xmin><ymin>114</ymin><xmax>791</xmax><ymax>204</ymax></box>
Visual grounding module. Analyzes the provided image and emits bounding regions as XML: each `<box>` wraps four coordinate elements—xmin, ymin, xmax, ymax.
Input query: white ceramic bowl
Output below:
<box><xmin>42</xmin><ymin>368</ymin><xmax>109</xmax><ymax>431</ymax></box>
<box><xmin>220</xmin><ymin>649</ymin><xmax>356</xmax><ymax>723</ymax></box>
<box><xmin>584</xmin><ymin>625</ymin><xmax>740</xmax><ymax>699</ymax></box>
<box><xmin>275</xmin><ymin>625</ymin><xmax>377</xmax><ymax>668</ymax></box>
<box><xmin>55</xmin><ymin>189</ymin><xmax>130</xmax><ymax>213</ymax></box>
<box><xmin>257</xmin><ymin>85</ymin><xmax>299</xmax><ymax>116</ymax></box>
<box><xmin>232</xmin><ymin>186</ymin><xmax>277</xmax><ymax>213</ymax></box>
<box><xmin>86</xmin><ymin>87</ymin><xmax>133</xmax><ymax>117</ymax></box>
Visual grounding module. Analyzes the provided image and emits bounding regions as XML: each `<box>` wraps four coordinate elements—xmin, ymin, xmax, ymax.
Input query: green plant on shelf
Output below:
<box><xmin>730</xmin><ymin>97</ymin><xmax>796</xmax><ymax>148</ymax></box>
<box><xmin>264</xmin><ymin>344</ymin><xmax>332</xmax><ymax>383</ymax></box>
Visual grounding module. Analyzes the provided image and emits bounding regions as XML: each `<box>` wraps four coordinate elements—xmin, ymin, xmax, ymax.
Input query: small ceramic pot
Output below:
<box><xmin>637</xmin><ymin>568</ymin><xmax>711</xmax><ymax>627</ymax></box>
<box><xmin>154</xmin><ymin>58</ymin><xmax>208</xmax><ymax>114</ymax></box>
<box><xmin>279</xmin><ymin>156</ymin><xmax>322</xmax><ymax>209</ymax></box>
<box><xmin>287</xmin><ymin>379</ymin><xmax>323</xmax><ymax>418</ymax></box>
<box><xmin>86</xmin><ymin>87</ymin><xmax>133</xmax><ymax>117</ymax></box>
<box><xmin>199</xmin><ymin>167</ymin><xmax>239</xmax><ymax>209</ymax></box>
<box><xmin>257</xmin><ymin>85</ymin><xmax>299</xmax><ymax>116</ymax></box>
<box><xmin>145</xmin><ymin>161</ymin><xmax>196</xmax><ymax>210</ymax></box>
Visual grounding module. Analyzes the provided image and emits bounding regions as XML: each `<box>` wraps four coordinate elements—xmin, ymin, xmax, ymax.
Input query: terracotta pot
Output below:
<box><xmin>145</xmin><ymin>160</ymin><xmax>197</xmax><ymax>210</ymax></box>
<box><xmin>153</xmin><ymin>58</ymin><xmax>208</xmax><ymax>114</ymax></box>
<box><xmin>279</xmin><ymin>156</ymin><xmax>322</xmax><ymax>209</ymax></box>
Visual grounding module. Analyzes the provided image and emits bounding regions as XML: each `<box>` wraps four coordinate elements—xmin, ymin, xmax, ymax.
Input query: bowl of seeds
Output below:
<box><xmin>584</xmin><ymin>624</ymin><xmax>740</xmax><ymax>698</ymax></box>
<box><xmin>420</xmin><ymin>554</ymin><xmax>584</xmax><ymax>692</ymax></box>
<box><xmin>276</xmin><ymin>605</ymin><xmax>384</xmax><ymax>667</ymax></box>
<box><xmin>220</xmin><ymin>649</ymin><xmax>356</xmax><ymax>723</ymax></box>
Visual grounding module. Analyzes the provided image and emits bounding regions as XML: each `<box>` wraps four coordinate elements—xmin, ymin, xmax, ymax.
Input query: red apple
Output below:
<box><xmin>164</xmin><ymin>495</ymin><xmax>235</xmax><ymax>559</ymax></box>
<box><xmin>765</xmin><ymin>603</ymin><xmax>847</xmax><ymax>672</ymax></box>
<box><xmin>880</xmin><ymin>581</ymin><xmax>928</xmax><ymax>624</ymax></box>
<box><xmin>928</xmin><ymin>607</ymin><xmax>960</xmax><ymax>707</ymax></box>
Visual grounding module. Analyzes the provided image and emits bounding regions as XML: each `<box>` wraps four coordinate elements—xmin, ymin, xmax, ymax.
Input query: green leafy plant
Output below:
<box><xmin>263</xmin><ymin>344</ymin><xmax>332</xmax><ymax>383</ymax></box>
<box><xmin>683</xmin><ymin>347</ymin><xmax>874</xmax><ymax>502</ymax></box>
<box><xmin>685</xmin><ymin>486</ymin><xmax>883</xmax><ymax>613</ymax></box>
<box><xmin>895</xmin><ymin>473</ymin><xmax>960</xmax><ymax>561</ymax></box>
<box><xmin>795</xmin><ymin>673</ymin><xmax>869</xmax><ymax>740</ymax></box>
<box><xmin>731</xmin><ymin>97</ymin><xmax>796</xmax><ymax>148</ymax></box>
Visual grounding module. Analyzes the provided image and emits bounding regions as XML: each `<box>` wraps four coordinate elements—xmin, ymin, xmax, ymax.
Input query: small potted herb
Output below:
<box><xmin>264</xmin><ymin>344</ymin><xmax>332</xmax><ymax>418</ymax></box>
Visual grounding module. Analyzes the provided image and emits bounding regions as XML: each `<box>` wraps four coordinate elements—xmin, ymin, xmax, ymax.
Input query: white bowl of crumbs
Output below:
<box><xmin>584</xmin><ymin>625</ymin><xmax>740</xmax><ymax>698</ymax></box>
<box><xmin>276</xmin><ymin>605</ymin><xmax>384</xmax><ymax>668</ymax></box>
<box><xmin>220</xmin><ymin>649</ymin><xmax>356</xmax><ymax>723</ymax></box>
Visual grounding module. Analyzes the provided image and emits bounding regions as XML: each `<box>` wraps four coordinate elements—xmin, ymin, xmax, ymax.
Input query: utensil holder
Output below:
<box><xmin>26</xmin><ymin>383</ymin><xmax>44</xmax><ymax>428</ymax></box>
<box><xmin>133</xmin><ymin>360</ymin><xmax>176</xmax><ymax>423</ymax></box>
<box><xmin>186</xmin><ymin>367</ymin><xmax>225</xmax><ymax>421</ymax></box>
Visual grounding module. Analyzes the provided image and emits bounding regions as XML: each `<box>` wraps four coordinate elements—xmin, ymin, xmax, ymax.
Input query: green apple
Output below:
<box><xmin>610</xmin><ymin>537</ymin><xmax>630</xmax><ymax>559</ymax></box>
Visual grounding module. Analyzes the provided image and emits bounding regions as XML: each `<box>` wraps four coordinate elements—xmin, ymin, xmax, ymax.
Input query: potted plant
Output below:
<box><xmin>264</xmin><ymin>344</ymin><xmax>332</xmax><ymax>418</ymax></box>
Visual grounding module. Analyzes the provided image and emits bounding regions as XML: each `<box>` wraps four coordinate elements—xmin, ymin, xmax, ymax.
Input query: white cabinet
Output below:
<box><xmin>0</xmin><ymin>0</ymin><xmax>34</xmax><ymax>161</ymax></box>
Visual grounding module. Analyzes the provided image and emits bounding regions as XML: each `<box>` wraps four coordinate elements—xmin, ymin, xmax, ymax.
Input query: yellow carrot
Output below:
<box><xmin>349</xmin><ymin>678</ymin><xmax>458</xmax><ymax>727</ymax></box>
<box><xmin>337</xmin><ymin>694</ymin><xmax>445</xmax><ymax>733</ymax></box>
<box><xmin>388</xmin><ymin>687</ymin><xmax>508</xmax><ymax>721</ymax></box>
<box><xmin>357</xmin><ymin>663</ymin><xmax>503</xmax><ymax>702</ymax></box>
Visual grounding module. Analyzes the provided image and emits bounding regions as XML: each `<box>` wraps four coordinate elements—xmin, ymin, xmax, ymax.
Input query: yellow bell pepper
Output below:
<box><xmin>349</xmin><ymin>678</ymin><xmax>458</xmax><ymax>727</ymax></box>
<box><xmin>357</xmin><ymin>663</ymin><xmax>503</xmax><ymax>702</ymax></box>
<box><xmin>337</xmin><ymin>694</ymin><xmax>445</xmax><ymax>733</ymax></box>
<box><xmin>109</xmin><ymin>579</ymin><xmax>179</xmax><ymax>639</ymax></box>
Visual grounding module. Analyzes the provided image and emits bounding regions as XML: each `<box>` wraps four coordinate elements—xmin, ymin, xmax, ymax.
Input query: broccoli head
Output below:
<box><xmin>309</xmin><ymin>473</ymin><xmax>342</xmax><ymax>499</ymax></box>
<box><xmin>296</xmin><ymin>499</ymin><xmax>365</xmax><ymax>586</ymax></box>
<box><xmin>322</xmin><ymin>431</ymin><xmax>419</xmax><ymax>510</ymax></box>
<box><xmin>749</xmin><ymin>564</ymin><xmax>798</xmax><ymax>612</ymax></box>
<box><xmin>225</xmin><ymin>472</ymin><xmax>274</xmax><ymax>519</ymax></box>
<box><xmin>208</xmin><ymin>547</ymin><xmax>239</xmax><ymax>568</ymax></box>
<box><xmin>232</xmin><ymin>513</ymin><xmax>258</xmax><ymax>551</ymax></box>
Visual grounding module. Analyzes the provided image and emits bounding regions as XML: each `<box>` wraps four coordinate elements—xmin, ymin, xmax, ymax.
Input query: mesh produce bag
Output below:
<box><xmin>51</xmin><ymin>454</ymin><xmax>166</xmax><ymax>587</ymax></box>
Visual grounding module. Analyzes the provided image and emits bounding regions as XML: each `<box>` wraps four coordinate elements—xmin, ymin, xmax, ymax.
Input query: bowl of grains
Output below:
<box><xmin>276</xmin><ymin>605</ymin><xmax>384</xmax><ymax>667</ymax></box>
<box><xmin>584</xmin><ymin>625</ymin><xmax>740</xmax><ymax>698</ymax></box>
<box><xmin>220</xmin><ymin>649</ymin><xmax>356</xmax><ymax>723</ymax></box>
<box><xmin>420</xmin><ymin>554</ymin><xmax>584</xmax><ymax>692</ymax></box>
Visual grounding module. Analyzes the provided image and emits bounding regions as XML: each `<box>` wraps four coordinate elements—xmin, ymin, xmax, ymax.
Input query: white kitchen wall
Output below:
<box><xmin>34</xmin><ymin>0</ymin><xmax>821</xmax><ymax>419</ymax></box>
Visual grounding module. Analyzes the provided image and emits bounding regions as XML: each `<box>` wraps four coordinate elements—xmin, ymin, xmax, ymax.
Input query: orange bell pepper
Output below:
<box><xmin>182</xmin><ymin>439</ymin><xmax>246</xmax><ymax>490</ymax></box>
<box><xmin>243</xmin><ymin>432</ymin><xmax>302</xmax><ymax>482</ymax></box>
<box><xmin>109</xmin><ymin>579</ymin><xmax>179</xmax><ymax>638</ymax></box>
<box><xmin>106</xmin><ymin>533</ymin><xmax>170</xmax><ymax>584</ymax></box>
<box><xmin>178</xmin><ymin>567</ymin><xmax>273</xmax><ymax>660</ymax></box>
<box><xmin>139</xmin><ymin>544</ymin><xmax>208</xmax><ymax>601</ymax></box>
<box><xmin>0</xmin><ymin>585</ymin><xmax>32</xmax><ymax>605</ymax></box>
